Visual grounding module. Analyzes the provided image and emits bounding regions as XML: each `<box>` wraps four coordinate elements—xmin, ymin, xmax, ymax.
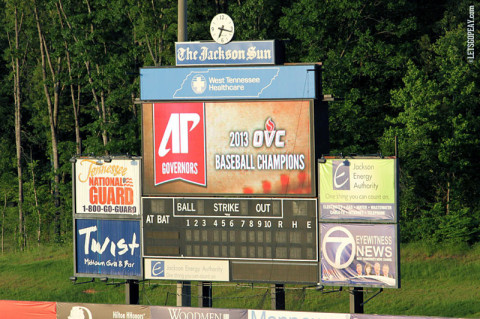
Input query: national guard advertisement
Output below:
<box><xmin>74</xmin><ymin>157</ymin><xmax>141</xmax><ymax>215</ymax></box>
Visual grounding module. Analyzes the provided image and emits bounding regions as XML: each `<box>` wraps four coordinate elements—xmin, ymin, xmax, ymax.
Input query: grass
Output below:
<box><xmin>1</xmin><ymin>242</ymin><xmax>480</xmax><ymax>318</ymax></box>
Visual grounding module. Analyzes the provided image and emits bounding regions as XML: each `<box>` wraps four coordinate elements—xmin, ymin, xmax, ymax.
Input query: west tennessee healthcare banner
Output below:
<box><xmin>74</xmin><ymin>157</ymin><xmax>141</xmax><ymax>215</ymax></box>
<box><xmin>320</xmin><ymin>223</ymin><xmax>399</xmax><ymax>288</ymax></box>
<box><xmin>74</xmin><ymin>219</ymin><xmax>142</xmax><ymax>278</ymax></box>
<box><xmin>140</xmin><ymin>65</ymin><xmax>318</xmax><ymax>100</ymax></box>
<box><xmin>143</xmin><ymin>100</ymin><xmax>315</xmax><ymax>196</ymax></box>
<box><xmin>319</xmin><ymin>158</ymin><xmax>397</xmax><ymax>221</ymax></box>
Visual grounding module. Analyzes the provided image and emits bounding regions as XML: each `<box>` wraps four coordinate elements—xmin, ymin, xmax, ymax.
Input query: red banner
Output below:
<box><xmin>154</xmin><ymin>102</ymin><xmax>206</xmax><ymax>186</ymax></box>
<box><xmin>0</xmin><ymin>300</ymin><xmax>56</xmax><ymax>319</ymax></box>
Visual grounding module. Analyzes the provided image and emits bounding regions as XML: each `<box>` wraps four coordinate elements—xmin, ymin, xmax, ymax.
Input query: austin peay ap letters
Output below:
<box><xmin>154</xmin><ymin>103</ymin><xmax>206</xmax><ymax>186</ymax></box>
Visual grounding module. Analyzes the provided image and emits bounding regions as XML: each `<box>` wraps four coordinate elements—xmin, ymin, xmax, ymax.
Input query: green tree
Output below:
<box><xmin>381</xmin><ymin>26</ymin><xmax>480</xmax><ymax>243</ymax></box>
<box><xmin>280</xmin><ymin>0</ymin><xmax>418</xmax><ymax>154</ymax></box>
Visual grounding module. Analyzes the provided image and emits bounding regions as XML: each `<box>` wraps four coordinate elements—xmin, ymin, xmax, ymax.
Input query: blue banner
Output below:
<box><xmin>175</xmin><ymin>41</ymin><xmax>277</xmax><ymax>66</ymax></box>
<box><xmin>75</xmin><ymin>219</ymin><xmax>141</xmax><ymax>278</ymax></box>
<box><xmin>140</xmin><ymin>65</ymin><xmax>318</xmax><ymax>100</ymax></box>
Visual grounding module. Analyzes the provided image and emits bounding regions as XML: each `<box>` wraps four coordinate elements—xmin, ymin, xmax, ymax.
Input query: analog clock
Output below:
<box><xmin>210</xmin><ymin>13</ymin><xmax>235</xmax><ymax>44</ymax></box>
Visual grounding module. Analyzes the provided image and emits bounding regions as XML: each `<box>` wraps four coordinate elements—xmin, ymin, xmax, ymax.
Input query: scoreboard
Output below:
<box><xmin>142</xmin><ymin>197</ymin><xmax>319</xmax><ymax>283</ymax></box>
<box><xmin>140</xmin><ymin>65</ymin><xmax>325</xmax><ymax>284</ymax></box>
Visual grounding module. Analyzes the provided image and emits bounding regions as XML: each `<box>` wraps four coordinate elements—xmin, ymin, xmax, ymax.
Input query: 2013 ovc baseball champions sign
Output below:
<box><xmin>143</xmin><ymin>100</ymin><xmax>314</xmax><ymax>196</ymax></box>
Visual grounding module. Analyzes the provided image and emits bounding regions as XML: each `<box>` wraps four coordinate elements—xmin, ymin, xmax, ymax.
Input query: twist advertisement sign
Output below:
<box><xmin>74</xmin><ymin>157</ymin><xmax>141</xmax><ymax>215</ymax></box>
<box><xmin>320</xmin><ymin>223</ymin><xmax>399</xmax><ymax>288</ymax></box>
<box><xmin>319</xmin><ymin>158</ymin><xmax>397</xmax><ymax>221</ymax></box>
<box><xmin>143</xmin><ymin>100</ymin><xmax>314</xmax><ymax>196</ymax></box>
<box><xmin>74</xmin><ymin>219</ymin><xmax>142</xmax><ymax>278</ymax></box>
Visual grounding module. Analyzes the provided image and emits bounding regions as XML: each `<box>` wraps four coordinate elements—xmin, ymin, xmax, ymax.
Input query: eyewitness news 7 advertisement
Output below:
<box><xmin>74</xmin><ymin>157</ymin><xmax>141</xmax><ymax>215</ymax></box>
<box><xmin>142</xmin><ymin>101</ymin><xmax>315</xmax><ymax>196</ymax></box>
<box><xmin>320</xmin><ymin>223</ymin><xmax>399</xmax><ymax>288</ymax></box>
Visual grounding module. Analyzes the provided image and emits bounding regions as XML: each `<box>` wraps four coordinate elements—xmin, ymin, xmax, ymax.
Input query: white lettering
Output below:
<box><xmin>158</xmin><ymin>113</ymin><xmax>200</xmax><ymax>157</ymax></box>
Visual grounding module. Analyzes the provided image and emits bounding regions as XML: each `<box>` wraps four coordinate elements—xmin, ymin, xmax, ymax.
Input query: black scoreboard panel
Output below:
<box><xmin>142</xmin><ymin>197</ymin><xmax>319</xmax><ymax>283</ymax></box>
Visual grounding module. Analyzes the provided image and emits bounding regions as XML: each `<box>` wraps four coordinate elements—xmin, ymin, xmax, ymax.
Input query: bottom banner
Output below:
<box><xmin>152</xmin><ymin>306</ymin><xmax>248</xmax><ymax>319</ymax></box>
<box><xmin>0</xmin><ymin>300</ymin><xmax>56</xmax><ymax>319</ymax></box>
<box><xmin>57</xmin><ymin>302</ymin><xmax>151</xmax><ymax>319</ymax></box>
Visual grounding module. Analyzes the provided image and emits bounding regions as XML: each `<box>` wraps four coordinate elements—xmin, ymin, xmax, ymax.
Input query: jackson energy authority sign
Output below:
<box><xmin>319</xmin><ymin>158</ymin><xmax>397</xmax><ymax>221</ymax></box>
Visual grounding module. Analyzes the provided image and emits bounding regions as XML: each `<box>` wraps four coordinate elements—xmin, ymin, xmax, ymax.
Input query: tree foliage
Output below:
<box><xmin>0</xmin><ymin>0</ymin><xmax>478</xmax><ymax>249</ymax></box>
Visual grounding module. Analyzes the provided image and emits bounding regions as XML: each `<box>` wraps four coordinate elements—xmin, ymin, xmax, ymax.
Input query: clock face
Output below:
<box><xmin>210</xmin><ymin>13</ymin><xmax>235</xmax><ymax>44</ymax></box>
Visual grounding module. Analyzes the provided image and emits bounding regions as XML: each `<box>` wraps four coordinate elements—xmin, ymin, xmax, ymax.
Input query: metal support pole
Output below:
<box><xmin>270</xmin><ymin>284</ymin><xmax>285</xmax><ymax>310</ymax></box>
<box><xmin>198</xmin><ymin>282</ymin><xmax>212</xmax><ymax>307</ymax></box>
<box><xmin>177</xmin><ymin>281</ymin><xmax>191</xmax><ymax>306</ymax></box>
<box><xmin>350</xmin><ymin>287</ymin><xmax>364</xmax><ymax>313</ymax></box>
<box><xmin>178</xmin><ymin>0</ymin><xmax>187</xmax><ymax>42</ymax></box>
<box><xmin>126</xmin><ymin>280</ymin><xmax>140</xmax><ymax>305</ymax></box>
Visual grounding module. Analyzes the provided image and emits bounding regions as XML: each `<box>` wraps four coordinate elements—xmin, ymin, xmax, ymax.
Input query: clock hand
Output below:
<box><xmin>218</xmin><ymin>25</ymin><xmax>224</xmax><ymax>38</ymax></box>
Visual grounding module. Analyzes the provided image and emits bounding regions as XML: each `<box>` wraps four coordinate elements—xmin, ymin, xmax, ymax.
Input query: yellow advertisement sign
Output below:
<box><xmin>319</xmin><ymin>158</ymin><xmax>397</xmax><ymax>221</ymax></box>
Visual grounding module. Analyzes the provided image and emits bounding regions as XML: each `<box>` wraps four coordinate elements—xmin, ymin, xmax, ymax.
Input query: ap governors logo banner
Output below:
<box><xmin>153</xmin><ymin>102</ymin><xmax>206</xmax><ymax>186</ymax></box>
<box><xmin>320</xmin><ymin>223</ymin><xmax>399</xmax><ymax>288</ymax></box>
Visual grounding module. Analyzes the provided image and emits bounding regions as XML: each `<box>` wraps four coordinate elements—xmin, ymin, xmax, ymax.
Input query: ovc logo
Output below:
<box><xmin>322</xmin><ymin>226</ymin><xmax>356</xmax><ymax>269</ymax></box>
<box><xmin>151</xmin><ymin>260</ymin><xmax>165</xmax><ymax>277</ymax></box>
<box><xmin>191</xmin><ymin>74</ymin><xmax>207</xmax><ymax>94</ymax></box>
<box><xmin>332</xmin><ymin>160</ymin><xmax>350</xmax><ymax>190</ymax></box>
